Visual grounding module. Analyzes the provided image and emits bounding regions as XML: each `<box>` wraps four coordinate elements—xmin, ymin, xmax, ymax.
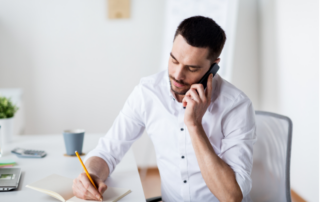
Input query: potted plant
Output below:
<box><xmin>0</xmin><ymin>96</ymin><xmax>18</xmax><ymax>145</ymax></box>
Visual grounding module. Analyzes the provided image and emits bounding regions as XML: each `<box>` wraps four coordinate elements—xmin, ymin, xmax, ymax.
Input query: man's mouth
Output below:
<box><xmin>172</xmin><ymin>80</ymin><xmax>185</xmax><ymax>88</ymax></box>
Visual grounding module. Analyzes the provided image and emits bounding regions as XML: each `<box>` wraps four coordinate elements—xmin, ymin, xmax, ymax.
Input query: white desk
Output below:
<box><xmin>0</xmin><ymin>134</ymin><xmax>145</xmax><ymax>202</ymax></box>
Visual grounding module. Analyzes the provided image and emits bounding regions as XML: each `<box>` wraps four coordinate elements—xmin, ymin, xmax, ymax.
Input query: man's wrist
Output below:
<box><xmin>85</xmin><ymin>156</ymin><xmax>110</xmax><ymax>181</ymax></box>
<box><xmin>186</xmin><ymin>122</ymin><xmax>203</xmax><ymax>134</ymax></box>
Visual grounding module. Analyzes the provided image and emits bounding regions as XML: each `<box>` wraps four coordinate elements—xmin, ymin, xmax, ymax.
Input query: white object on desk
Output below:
<box><xmin>0</xmin><ymin>88</ymin><xmax>25</xmax><ymax>137</ymax></box>
<box><xmin>0</xmin><ymin>134</ymin><xmax>145</xmax><ymax>202</ymax></box>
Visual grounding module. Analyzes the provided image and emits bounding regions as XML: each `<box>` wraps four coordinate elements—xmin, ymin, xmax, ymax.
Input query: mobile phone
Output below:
<box><xmin>198</xmin><ymin>63</ymin><xmax>220</xmax><ymax>89</ymax></box>
<box><xmin>11</xmin><ymin>148</ymin><xmax>47</xmax><ymax>158</ymax></box>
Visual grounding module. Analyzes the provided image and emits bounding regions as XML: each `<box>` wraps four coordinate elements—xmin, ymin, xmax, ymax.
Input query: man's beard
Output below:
<box><xmin>168</xmin><ymin>75</ymin><xmax>191</xmax><ymax>95</ymax></box>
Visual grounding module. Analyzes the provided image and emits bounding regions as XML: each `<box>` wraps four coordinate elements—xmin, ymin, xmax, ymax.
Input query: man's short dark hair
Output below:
<box><xmin>174</xmin><ymin>16</ymin><xmax>226</xmax><ymax>62</ymax></box>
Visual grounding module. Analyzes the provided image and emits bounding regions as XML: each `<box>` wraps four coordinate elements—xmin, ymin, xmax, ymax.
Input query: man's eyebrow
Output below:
<box><xmin>170</xmin><ymin>52</ymin><xmax>178</xmax><ymax>61</ymax></box>
<box><xmin>170</xmin><ymin>52</ymin><xmax>202</xmax><ymax>68</ymax></box>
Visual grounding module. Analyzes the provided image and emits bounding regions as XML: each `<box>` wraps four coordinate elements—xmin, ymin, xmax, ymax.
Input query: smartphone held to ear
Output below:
<box><xmin>198</xmin><ymin>63</ymin><xmax>220</xmax><ymax>89</ymax></box>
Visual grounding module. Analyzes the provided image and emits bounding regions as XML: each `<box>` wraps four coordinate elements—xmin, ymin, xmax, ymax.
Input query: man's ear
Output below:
<box><xmin>214</xmin><ymin>58</ymin><xmax>221</xmax><ymax>64</ymax></box>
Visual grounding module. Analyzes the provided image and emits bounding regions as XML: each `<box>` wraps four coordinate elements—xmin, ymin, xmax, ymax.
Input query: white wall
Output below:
<box><xmin>276</xmin><ymin>1</ymin><xmax>319</xmax><ymax>201</ymax></box>
<box><xmin>231</xmin><ymin>0</ymin><xmax>260</xmax><ymax>109</ymax></box>
<box><xmin>0</xmin><ymin>0</ymin><xmax>165</xmax><ymax>134</ymax></box>
<box><xmin>259</xmin><ymin>0</ymin><xmax>319</xmax><ymax>201</ymax></box>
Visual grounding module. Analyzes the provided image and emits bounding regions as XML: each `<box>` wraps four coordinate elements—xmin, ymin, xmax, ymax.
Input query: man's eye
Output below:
<box><xmin>189</xmin><ymin>67</ymin><xmax>198</xmax><ymax>72</ymax></box>
<box><xmin>172</xmin><ymin>59</ymin><xmax>178</xmax><ymax>64</ymax></box>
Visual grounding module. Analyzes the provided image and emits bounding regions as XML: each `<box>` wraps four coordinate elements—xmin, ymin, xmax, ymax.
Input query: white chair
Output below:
<box><xmin>250</xmin><ymin>111</ymin><xmax>293</xmax><ymax>202</ymax></box>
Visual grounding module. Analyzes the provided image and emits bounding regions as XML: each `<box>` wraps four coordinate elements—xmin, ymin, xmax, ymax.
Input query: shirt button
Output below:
<box><xmin>181</xmin><ymin>156</ymin><xmax>185</xmax><ymax>159</ymax></box>
<box><xmin>180</xmin><ymin>128</ymin><xmax>184</xmax><ymax>131</ymax></box>
<box><xmin>184</xmin><ymin>180</ymin><xmax>187</xmax><ymax>183</ymax></box>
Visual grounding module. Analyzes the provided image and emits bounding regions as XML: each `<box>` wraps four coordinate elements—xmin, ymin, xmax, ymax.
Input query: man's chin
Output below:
<box><xmin>171</xmin><ymin>86</ymin><xmax>188</xmax><ymax>95</ymax></box>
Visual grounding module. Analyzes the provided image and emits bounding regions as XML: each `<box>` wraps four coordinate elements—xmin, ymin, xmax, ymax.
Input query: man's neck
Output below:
<box><xmin>175</xmin><ymin>94</ymin><xmax>185</xmax><ymax>103</ymax></box>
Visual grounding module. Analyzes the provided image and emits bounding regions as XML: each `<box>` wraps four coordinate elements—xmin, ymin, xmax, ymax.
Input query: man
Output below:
<box><xmin>72</xmin><ymin>16</ymin><xmax>256</xmax><ymax>202</ymax></box>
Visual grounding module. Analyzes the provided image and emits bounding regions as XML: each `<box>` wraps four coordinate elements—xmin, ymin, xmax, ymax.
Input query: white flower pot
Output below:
<box><xmin>0</xmin><ymin>117</ymin><xmax>14</xmax><ymax>155</ymax></box>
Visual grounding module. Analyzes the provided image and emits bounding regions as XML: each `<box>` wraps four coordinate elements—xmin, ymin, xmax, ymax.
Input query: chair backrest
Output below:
<box><xmin>250</xmin><ymin>111</ymin><xmax>293</xmax><ymax>202</ymax></box>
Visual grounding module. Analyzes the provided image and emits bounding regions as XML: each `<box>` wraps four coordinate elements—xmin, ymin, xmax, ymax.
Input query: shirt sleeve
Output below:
<box><xmin>84</xmin><ymin>84</ymin><xmax>145</xmax><ymax>175</ymax></box>
<box><xmin>219</xmin><ymin>93</ymin><xmax>257</xmax><ymax>198</ymax></box>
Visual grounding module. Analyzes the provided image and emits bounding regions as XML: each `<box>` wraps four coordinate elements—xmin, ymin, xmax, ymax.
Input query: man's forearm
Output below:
<box><xmin>85</xmin><ymin>156</ymin><xmax>110</xmax><ymax>181</ymax></box>
<box><xmin>187</xmin><ymin>125</ymin><xmax>243</xmax><ymax>202</ymax></box>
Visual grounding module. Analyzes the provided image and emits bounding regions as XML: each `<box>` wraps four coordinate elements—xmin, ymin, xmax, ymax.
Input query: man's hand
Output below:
<box><xmin>182</xmin><ymin>73</ymin><xmax>213</xmax><ymax>127</ymax></box>
<box><xmin>72</xmin><ymin>172</ymin><xmax>108</xmax><ymax>201</ymax></box>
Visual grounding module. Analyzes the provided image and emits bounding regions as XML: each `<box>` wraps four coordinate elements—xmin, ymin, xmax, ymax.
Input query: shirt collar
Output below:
<box><xmin>164</xmin><ymin>70</ymin><xmax>176</xmax><ymax>99</ymax></box>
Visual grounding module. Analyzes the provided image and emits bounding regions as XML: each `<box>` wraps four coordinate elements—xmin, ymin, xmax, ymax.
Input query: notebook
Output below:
<box><xmin>26</xmin><ymin>174</ymin><xmax>131</xmax><ymax>202</ymax></box>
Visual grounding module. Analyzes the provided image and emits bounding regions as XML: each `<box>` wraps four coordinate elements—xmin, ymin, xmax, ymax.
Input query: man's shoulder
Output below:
<box><xmin>138</xmin><ymin>70</ymin><xmax>168</xmax><ymax>88</ymax></box>
<box><xmin>215</xmin><ymin>74</ymin><xmax>251</xmax><ymax>105</ymax></box>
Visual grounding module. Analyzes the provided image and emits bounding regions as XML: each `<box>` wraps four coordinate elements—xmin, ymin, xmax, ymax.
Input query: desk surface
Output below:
<box><xmin>0</xmin><ymin>134</ymin><xmax>145</xmax><ymax>202</ymax></box>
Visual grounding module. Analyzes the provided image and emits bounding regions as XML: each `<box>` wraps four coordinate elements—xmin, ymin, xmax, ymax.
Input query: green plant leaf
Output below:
<box><xmin>0</xmin><ymin>96</ymin><xmax>18</xmax><ymax>119</ymax></box>
<box><xmin>0</xmin><ymin>112</ymin><xmax>6</xmax><ymax>119</ymax></box>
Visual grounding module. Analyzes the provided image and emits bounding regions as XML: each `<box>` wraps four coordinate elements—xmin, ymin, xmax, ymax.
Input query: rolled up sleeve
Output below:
<box><xmin>84</xmin><ymin>85</ymin><xmax>145</xmax><ymax>175</ymax></box>
<box><xmin>219</xmin><ymin>93</ymin><xmax>257</xmax><ymax>198</ymax></box>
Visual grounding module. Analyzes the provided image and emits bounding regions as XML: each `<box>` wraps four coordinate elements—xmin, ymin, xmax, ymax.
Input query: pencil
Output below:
<box><xmin>75</xmin><ymin>151</ymin><xmax>102</xmax><ymax>201</ymax></box>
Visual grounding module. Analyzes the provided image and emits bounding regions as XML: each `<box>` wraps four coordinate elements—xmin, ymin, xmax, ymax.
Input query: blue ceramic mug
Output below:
<box><xmin>63</xmin><ymin>129</ymin><xmax>85</xmax><ymax>155</ymax></box>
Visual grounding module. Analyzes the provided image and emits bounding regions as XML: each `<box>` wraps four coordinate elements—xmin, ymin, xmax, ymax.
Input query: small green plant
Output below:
<box><xmin>0</xmin><ymin>96</ymin><xmax>18</xmax><ymax>119</ymax></box>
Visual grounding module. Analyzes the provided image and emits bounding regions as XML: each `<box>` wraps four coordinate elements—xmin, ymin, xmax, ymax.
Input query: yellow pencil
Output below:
<box><xmin>75</xmin><ymin>151</ymin><xmax>101</xmax><ymax>200</ymax></box>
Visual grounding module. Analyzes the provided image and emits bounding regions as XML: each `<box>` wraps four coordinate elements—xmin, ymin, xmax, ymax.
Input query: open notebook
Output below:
<box><xmin>26</xmin><ymin>174</ymin><xmax>131</xmax><ymax>202</ymax></box>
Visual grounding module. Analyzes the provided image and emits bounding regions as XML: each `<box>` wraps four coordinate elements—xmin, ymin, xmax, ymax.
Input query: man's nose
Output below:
<box><xmin>173</xmin><ymin>65</ymin><xmax>185</xmax><ymax>81</ymax></box>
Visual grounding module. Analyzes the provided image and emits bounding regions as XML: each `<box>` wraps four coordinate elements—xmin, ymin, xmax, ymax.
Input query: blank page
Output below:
<box><xmin>67</xmin><ymin>187</ymin><xmax>132</xmax><ymax>202</ymax></box>
<box><xmin>26</xmin><ymin>174</ymin><xmax>74</xmax><ymax>201</ymax></box>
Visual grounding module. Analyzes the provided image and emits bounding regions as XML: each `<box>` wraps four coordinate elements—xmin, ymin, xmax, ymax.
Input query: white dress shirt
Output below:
<box><xmin>85</xmin><ymin>70</ymin><xmax>256</xmax><ymax>202</ymax></box>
